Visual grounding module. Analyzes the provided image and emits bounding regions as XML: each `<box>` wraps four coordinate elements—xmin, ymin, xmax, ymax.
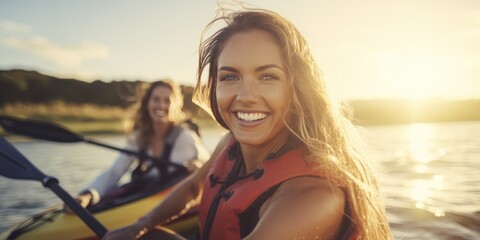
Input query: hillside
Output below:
<box><xmin>1</xmin><ymin>69</ymin><xmax>479</xmax><ymax>125</ymax></box>
<box><xmin>0</xmin><ymin>69</ymin><xmax>201</xmax><ymax>114</ymax></box>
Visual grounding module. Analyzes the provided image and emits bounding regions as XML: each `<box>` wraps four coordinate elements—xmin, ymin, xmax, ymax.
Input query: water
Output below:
<box><xmin>0</xmin><ymin>123</ymin><xmax>479</xmax><ymax>239</ymax></box>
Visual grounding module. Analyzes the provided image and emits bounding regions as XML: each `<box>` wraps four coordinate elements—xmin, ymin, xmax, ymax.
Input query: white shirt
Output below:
<box><xmin>84</xmin><ymin>126</ymin><xmax>210</xmax><ymax>201</ymax></box>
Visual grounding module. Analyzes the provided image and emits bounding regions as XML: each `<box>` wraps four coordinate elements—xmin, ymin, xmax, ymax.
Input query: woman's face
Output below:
<box><xmin>216</xmin><ymin>29</ymin><xmax>291</xmax><ymax>147</ymax></box>
<box><xmin>148</xmin><ymin>85</ymin><xmax>173</xmax><ymax>124</ymax></box>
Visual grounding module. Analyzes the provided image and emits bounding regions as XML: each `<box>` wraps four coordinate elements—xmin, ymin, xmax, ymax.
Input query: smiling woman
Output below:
<box><xmin>215</xmin><ymin>29</ymin><xmax>291</xmax><ymax>150</ymax></box>
<box><xmin>103</xmin><ymin>9</ymin><xmax>392</xmax><ymax>240</ymax></box>
<box><xmin>67</xmin><ymin>80</ymin><xmax>210</xmax><ymax>211</ymax></box>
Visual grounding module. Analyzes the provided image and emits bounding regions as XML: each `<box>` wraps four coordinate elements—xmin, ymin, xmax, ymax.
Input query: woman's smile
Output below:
<box><xmin>154</xmin><ymin>110</ymin><xmax>167</xmax><ymax>117</ymax></box>
<box><xmin>235</xmin><ymin>111</ymin><xmax>268</xmax><ymax>122</ymax></box>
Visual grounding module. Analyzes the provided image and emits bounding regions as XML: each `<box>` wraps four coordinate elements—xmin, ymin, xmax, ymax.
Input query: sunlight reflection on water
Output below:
<box><xmin>366</xmin><ymin>121</ymin><xmax>480</xmax><ymax>239</ymax></box>
<box><xmin>1</xmin><ymin>123</ymin><xmax>479</xmax><ymax>239</ymax></box>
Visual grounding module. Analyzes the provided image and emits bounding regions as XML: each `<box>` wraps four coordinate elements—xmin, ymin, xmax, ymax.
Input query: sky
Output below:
<box><xmin>1</xmin><ymin>0</ymin><xmax>479</xmax><ymax>101</ymax></box>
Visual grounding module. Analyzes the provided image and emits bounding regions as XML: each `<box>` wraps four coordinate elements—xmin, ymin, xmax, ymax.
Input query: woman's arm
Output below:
<box><xmin>170</xmin><ymin>128</ymin><xmax>211</xmax><ymax>171</ymax></box>
<box><xmin>244</xmin><ymin>177</ymin><xmax>346</xmax><ymax>240</ymax></box>
<box><xmin>86</xmin><ymin>152</ymin><xmax>135</xmax><ymax>199</ymax></box>
<box><xmin>102</xmin><ymin>132</ymin><xmax>232</xmax><ymax>240</ymax></box>
<box><xmin>84</xmin><ymin>134</ymin><xmax>139</xmax><ymax>200</ymax></box>
<box><xmin>64</xmin><ymin>140</ymin><xmax>137</xmax><ymax>212</ymax></box>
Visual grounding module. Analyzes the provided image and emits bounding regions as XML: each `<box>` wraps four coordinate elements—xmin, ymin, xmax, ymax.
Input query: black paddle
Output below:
<box><xmin>0</xmin><ymin>136</ymin><xmax>107</xmax><ymax>237</ymax></box>
<box><xmin>0</xmin><ymin>115</ymin><xmax>184</xmax><ymax>169</ymax></box>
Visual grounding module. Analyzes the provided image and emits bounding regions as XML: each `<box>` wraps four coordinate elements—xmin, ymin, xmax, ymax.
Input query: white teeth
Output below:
<box><xmin>236</xmin><ymin>112</ymin><xmax>267</xmax><ymax>121</ymax></box>
<box><xmin>155</xmin><ymin>110</ymin><xmax>166</xmax><ymax>117</ymax></box>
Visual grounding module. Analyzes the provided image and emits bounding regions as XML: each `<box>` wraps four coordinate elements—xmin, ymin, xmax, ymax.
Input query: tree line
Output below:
<box><xmin>0</xmin><ymin>69</ymin><xmax>201</xmax><ymax>115</ymax></box>
<box><xmin>2</xmin><ymin>69</ymin><xmax>479</xmax><ymax>125</ymax></box>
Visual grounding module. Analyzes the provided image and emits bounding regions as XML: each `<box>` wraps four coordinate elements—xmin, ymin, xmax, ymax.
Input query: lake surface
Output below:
<box><xmin>0</xmin><ymin>122</ymin><xmax>479</xmax><ymax>239</ymax></box>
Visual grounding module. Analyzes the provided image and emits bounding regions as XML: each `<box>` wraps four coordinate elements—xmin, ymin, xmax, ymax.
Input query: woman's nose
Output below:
<box><xmin>159</xmin><ymin>100</ymin><xmax>169</xmax><ymax>109</ymax></box>
<box><xmin>236</xmin><ymin>79</ymin><xmax>259</xmax><ymax>103</ymax></box>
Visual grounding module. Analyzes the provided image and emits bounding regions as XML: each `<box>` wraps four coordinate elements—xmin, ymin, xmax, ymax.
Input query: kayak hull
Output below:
<box><xmin>0</xmin><ymin>188</ymin><xmax>199</xmax><ymax>240</ymax></box>
<box><xmin>1</xmin><ymin>172</ymin><xmax>199</xmax><ymax>240</ymax></box>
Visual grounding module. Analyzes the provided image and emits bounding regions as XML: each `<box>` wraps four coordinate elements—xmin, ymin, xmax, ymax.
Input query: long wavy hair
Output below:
<box><xmin>193</xmin><ymin>10</ymin><xmax>392</xmax><ymax>239</ymax></box>
<box><xmin>133</xmin><ymin>80</ymin><xmax>184</xmax><ymax>148</ymax></box>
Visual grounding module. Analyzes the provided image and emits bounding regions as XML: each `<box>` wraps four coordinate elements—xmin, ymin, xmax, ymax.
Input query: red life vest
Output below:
<box><xmin>198</xmin><ymin>139</ymin><xmax>327</xmax><ymax>240</ymax></box>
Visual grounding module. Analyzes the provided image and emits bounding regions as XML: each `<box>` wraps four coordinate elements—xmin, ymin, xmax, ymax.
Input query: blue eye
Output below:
<box><xmin>219</xmin><ymin>74</ymin><xmax>238</xmax><ymax>81</ymax></box>
<box><xmin>260</xmin><ymin>74</ymin><xmax>279</xmax><ymax>80</ymax></box>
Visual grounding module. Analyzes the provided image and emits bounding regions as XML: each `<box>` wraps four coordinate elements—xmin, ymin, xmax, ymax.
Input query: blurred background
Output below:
<box><xmin>1</xmin><ymin>1</ymin><xmax>479</xmax><ymax>239</ymax></box>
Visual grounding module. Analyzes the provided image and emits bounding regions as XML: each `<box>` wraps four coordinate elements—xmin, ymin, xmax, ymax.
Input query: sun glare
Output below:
<box><xmin>409</xmin><ymin>124</ymin><xmax>434</xmax><ymax>163</ymax></box>
<box><xmin>374</xmin><ymin>52</ymin><xmax>453</xmax><ymax>100</ymax></box>
<box><xmin>406</xmin><ymin>123</ymin><xmax>446</xmax><ymax>217</ymax></box>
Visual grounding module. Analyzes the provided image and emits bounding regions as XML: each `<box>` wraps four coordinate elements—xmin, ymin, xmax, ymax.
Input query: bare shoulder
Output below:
<box><xmin>246</xmin><ymin>177</ymin><xmax>346</xmax><ymax>240</ymax></box>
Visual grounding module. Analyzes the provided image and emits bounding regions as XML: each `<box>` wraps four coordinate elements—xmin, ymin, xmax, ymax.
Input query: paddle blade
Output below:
<box><xmin>0</xmin><ymin>115</ymin><xmax>82</xmax><ymax>143</ymax></box>
<box><xmin>0</xmin><ymin>137</ymin><xmax>108</xmax><ymax>237</ymax></box>
<box><xmin>0</xmin><ymin>137</ymin><xmax>46</xmax><ymax>181</ymax></box>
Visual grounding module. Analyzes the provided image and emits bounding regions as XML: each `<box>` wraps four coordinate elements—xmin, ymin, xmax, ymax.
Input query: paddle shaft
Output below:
<box><xmin>43</xmin><ymin>176</ymin><xmax>107</xmax><ymax>237</ymax></box>
<box><xmin>84</xmin><ymin>137</ymin><xmax>184</xmax><ymax>169</ymax></box>
<box><xmin>0</xmin><ymin>115</ymin><xmax>185</xmax><ymax>169</ymax></box>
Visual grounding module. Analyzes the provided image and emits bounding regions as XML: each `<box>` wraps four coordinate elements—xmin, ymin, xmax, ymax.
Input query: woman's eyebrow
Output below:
<box><xmin>218</xmin><ymin>64</ymin><xmax>284</xmax><ymax>73</ymax></box>
<box><xmin>256</xmin><ymin>64</ymin><xmax>284</xmax><ymax>72</ymax></box>
<box><xmin>218</xmin><ymin>66</ymin><xmax>239</xmax><ymax>73</ymax></box>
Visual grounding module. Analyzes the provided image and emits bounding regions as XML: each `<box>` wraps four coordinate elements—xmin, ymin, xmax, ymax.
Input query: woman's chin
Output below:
<box><xmin>232</xmin><ymin>132</ymin><xmax>266</xmax><ymax>146</ymax></box>
<box><xmin>152</xmin><ymin>117</ymin><xmax>170</xmax><ymax>125</ymax></box>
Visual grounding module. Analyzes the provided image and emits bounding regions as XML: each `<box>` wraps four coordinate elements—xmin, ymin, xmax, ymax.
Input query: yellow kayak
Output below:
<box><xmin>0</xmin><ymin>173</ymin><xmax>199</xmax><ymax>240</ymax></box>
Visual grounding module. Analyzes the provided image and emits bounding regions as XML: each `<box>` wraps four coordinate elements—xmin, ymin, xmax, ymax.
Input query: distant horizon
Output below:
<box><xmin>2</xmin><ymin>67</ymin><xmax>479</xmax><ymax>102</ymax></box>
<box><xmin>1</xmin><ymin>1</ymin><xmax>479</xmax><ymax>101</ymax></box>
<box><xmin>2</xmin><ymin>67</ymin><xmax>480</xmax><ymax>127</ymax></box>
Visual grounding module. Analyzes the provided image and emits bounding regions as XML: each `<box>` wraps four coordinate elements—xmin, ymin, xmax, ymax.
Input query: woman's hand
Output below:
<box><xmin>63</xmin><ymin>193</ymin><xmax>92</xmax><ymax>214</ymax></box>
<box><xmin>184</xmin><ymin>159</ymin><xmax>204</xmax><ymax>172</ymax></box>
